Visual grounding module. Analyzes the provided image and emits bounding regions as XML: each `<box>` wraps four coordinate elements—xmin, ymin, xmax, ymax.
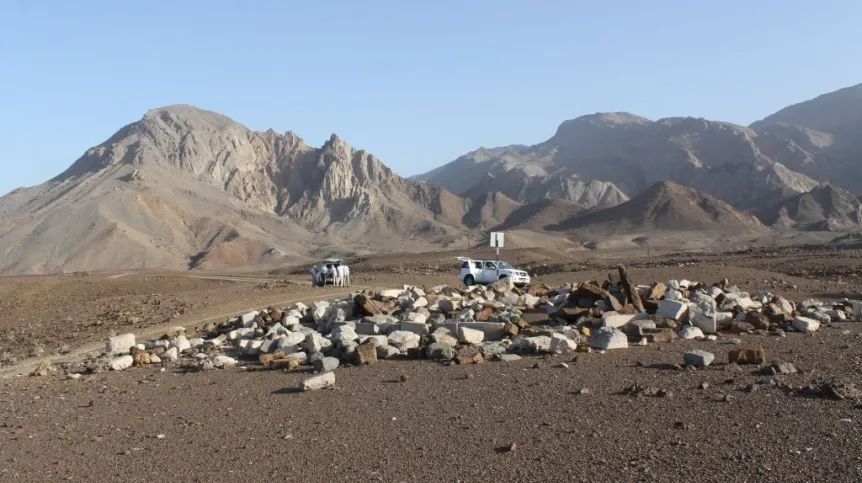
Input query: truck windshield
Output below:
<box><xmin>497</xmin><ymin>262</ymin><xmax>513</xmax><ymax>270</ymax></box>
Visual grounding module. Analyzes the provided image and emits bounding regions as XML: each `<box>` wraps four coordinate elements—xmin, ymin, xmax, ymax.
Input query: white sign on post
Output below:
<box><xmin>490</xmin><ymin>232</ymin><xmax>504</xmax><ymax>262</ymax></box>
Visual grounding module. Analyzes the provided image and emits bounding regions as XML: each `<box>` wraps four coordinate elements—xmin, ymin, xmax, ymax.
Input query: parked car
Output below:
<box><xmin>456</xmin><ymin>257</ymin><xmax>531</xmax><ymax>287</ymax></box>
<box><xmin>311</xmin><ymin>258</ymin><xmax>345</xmax><ymax>286</ymax></box>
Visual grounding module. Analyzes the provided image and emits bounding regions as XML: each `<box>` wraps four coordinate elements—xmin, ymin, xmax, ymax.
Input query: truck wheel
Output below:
<box><xmin>498</xmin><ymin>275</ymin><xmax>509</xmax><ymax>280</ymax></box>
<box><xmin>464</xmin><ymin>275</ymin><xmax>475</xmax><ymax>286</ymax></box>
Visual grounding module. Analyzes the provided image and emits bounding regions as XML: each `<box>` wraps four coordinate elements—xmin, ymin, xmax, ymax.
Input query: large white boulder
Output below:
<box><xmin>105</xmin><ymin>333</ymin><xmax>136</xmax><ymax>356</ymax></box>
<box><xmin>792</xmin><ymin>316</ymin><xmax>820</xmax><ymax>333</ymax></box>
<box><xmin>589</xmin><ymin>327</ymin><xmax>628</xmax><ymax>350</ymax></box>
<box><xmin>657</xmin><ymin>300</ymin><xmax>688</xmax><ymax>320</ymax></box>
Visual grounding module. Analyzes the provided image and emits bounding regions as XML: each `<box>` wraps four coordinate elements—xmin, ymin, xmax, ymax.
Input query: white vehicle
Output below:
<box><xmin>456</xmin><ymin>257</ymin><xmax>531</xmax><ymax>287</ymax></box>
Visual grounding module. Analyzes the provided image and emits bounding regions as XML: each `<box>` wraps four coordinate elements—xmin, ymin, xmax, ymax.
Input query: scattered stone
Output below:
<box><xmin>212</xmin><ymin>355</ymin><xmax>238</xmax><ymax>368</ymax></box>
<box><xmin>426</xmin><ymin>343</ymin><xmax>457</xmax><ymax>361</ymax></box>
<box><xmin>657</xmin><ymin>300</ymin><xmax>688</xmax><ymax>320</ymax></box>
<box><xmin>455</xmin><ymin>347</ymin><xmax>484</xmax><ymax>365</ymax></box>
<box><xmin>728</xmin><ymin>347</ymin><xmax>766</xmax><ymax>365</ymax></box>
<box><xmin>770</xmin><ymin>361</ymin><xmax>797</xmax><ymax>375</ymax></box>
<box><xmin>458</xmin><ymin>327</ymin><xmax>485</xmax><ymax>345</ymax></box>
<box><xmin>388</xmin><ymin>331</ymin><xmax>421</xmax><ymax>352</ymax></box>
<box><xmin>31</xmin><ymin>360</ymin><xmax>53</xmax><ymax>377</ymax></box>
<box><xmin>300</xmin><ymin>372</ymin><xmax>335</xmax><ymax>391</ymax></box>
<box><xmin>105</xmin><ymin>333</ymin><xmax>136</xmax><ymax>356</ymax></box>
<box><xmin>110</xmin><ymin>355</ymin><xmax>134</xmax><ymax>371</ymax></box>
<box><xmin>355</xmin><ymin>344</ymin><xmax>378</xmax><ymax>365</ymax></box>
<box><xmin>548</xmin><ymin>334</ymin><xmax>578</xmax><ymax>354</ymax></box>
<box><xmin>132</xmin><ymin>351</ymin><xmax>152</xmax><ymax>366</ymax></box>
<box><xmin>499</xmin><ymin>354</ymin><xmax>522</xmax><ymax>362</ymax></box>
<box><xmin>821</xmin><ymin>380</ymin><xmax>862</xmax><ymax>400</ymax></box>
<box><xmin>518</xmin><ymin>335</ymin><xmax>553</xmax><ymax>353</ymax></box>
<box><xmin>684</xmin><ymin>350</ymin><xmax>715</xmax><ymax>368</ymax></box>
<box><xmin>589</xmin><ymin>327</ymin><xmax>628</xmax><ymax>350</ymax></box>
<box><xmin>313</xmin><ymin>357</ymin><xmax>340</xmax><ymax>373</ymax></box>
<box><xmin>677</xmin><ymin>325</ymin><xmax>704</xmax><ymax>340</ymax></box>
<box><xmin>792</xmin><ymin>316</ymin><xmax>820</xmax><ymax>334</ymax></box>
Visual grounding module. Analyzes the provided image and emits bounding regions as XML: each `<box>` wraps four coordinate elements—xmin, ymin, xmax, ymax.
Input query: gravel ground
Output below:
<box><xmin>1</xmin><ymin>323</ymin><xmax>860</xmax><ymax>482</ymax></box>
<box><xmin>1</xmin><ymin>249</ymin><xmax>862</xmax><ymax>482</ymax></box>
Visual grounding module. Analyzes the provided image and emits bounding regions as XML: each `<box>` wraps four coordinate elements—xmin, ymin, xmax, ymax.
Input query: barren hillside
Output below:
<box><xmin>755</xmin><ymin>184</ymin><xmax>862</xmax><ymax>231</ymax></box>
<box><xmin>0</xmin><ymin>106</ymin><xmax>472</xmax><ymax>274</ymax></box>
<box><xmin>548</xmin><ymin>181</ymin><xmax>768</xmax><ymax>234</ymax></box>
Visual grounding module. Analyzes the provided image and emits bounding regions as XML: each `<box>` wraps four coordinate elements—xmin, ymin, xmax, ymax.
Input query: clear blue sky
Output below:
<box><xmin>1</xmin><ymin>0</ymin><xmax>860</xmax><ymax>196</ymax></box>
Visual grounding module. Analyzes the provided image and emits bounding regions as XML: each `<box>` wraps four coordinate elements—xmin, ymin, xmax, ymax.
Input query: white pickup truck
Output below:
<box><xmin>456</xmin><ymin>257</ymin><xmax>531</xmax><ymax>287</ymax></box>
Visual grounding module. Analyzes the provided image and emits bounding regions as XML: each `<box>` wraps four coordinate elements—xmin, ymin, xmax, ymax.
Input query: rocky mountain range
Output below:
<box><xmin>414</xmin><ymin>84</ymin><xmax>862</xmax><ymax>215</ymax></box>
<box><xmin>1</xmin><ymin>83</ymin><xmax>861</xmax><ymax>274</ymax></box>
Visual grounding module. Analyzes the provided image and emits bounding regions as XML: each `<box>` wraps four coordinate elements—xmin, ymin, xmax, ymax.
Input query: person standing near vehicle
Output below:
<box><xmin>329</xmin><ymin>264</ymin><xmax>339</xmax><ymax>287</ymax></box>
<box><xmin>337</xmin><ymin>264</ymin><xmax>349</xmax><ymax>287</ymax></box>
<box><xmin>341</xmin><ymin>264</ymin><xmax>350</xmax><ymax>286</ymax></box>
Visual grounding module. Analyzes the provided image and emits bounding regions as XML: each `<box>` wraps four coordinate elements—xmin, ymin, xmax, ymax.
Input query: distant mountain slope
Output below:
<box><xmin>493</xmin><ymin>198</ymin><xmax>587</xmax><ymax>232</ymax></box>
<box><xmin>754</xmin><ymin>184</ymin><xmax>862</xmax><ymax>231</ymax></box>
<box><xmin>749</xmin><ymin>83</ymin><xmax>862</xmax><ymax>192</ymax></box>
<box><xmin>547</xmin><ymin>181</ymin><xmax>768</xmax><ymax>234</ymax></box>
<box><xmin>416</xmin><ymin>110</ymin><xmax>821</xmax><ymax>211</ymax></box>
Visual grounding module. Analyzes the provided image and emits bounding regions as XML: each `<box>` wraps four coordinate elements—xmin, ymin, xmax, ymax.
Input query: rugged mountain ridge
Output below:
<box><xmin>3</xmin><ymin>83</ymin><xmax>862</xmax><ymax>274</ymax></box>
<box><xmin>0</xmin><ymin>106</ymin><xmax>476</xmax><ymax>274</ymax></box>
<box><xmin>416</xmin><ymin>84</ymin><xmax>862</xmax><ymax>215</ymax></box>
<box><xmin>415</xmin><ymin>113</ymin><xmax>822</xmax><ymax>210</ymax></box>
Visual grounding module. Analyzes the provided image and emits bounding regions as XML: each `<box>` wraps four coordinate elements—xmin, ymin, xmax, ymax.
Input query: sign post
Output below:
<box><xmin>489</xmin><ymin>231</ymin><xmax>504</xmax><ymax>262</ymax></box>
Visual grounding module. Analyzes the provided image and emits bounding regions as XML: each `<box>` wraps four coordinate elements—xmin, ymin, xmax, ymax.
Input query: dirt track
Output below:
<box><xmin>1</xmin><ymin>247</ymin><xmax>861</xmax><ymax>481</ymax></box>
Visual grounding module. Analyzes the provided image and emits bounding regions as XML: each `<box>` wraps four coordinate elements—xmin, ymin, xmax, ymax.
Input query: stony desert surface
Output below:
<box><xmin>1</xmin><ymin>245</ymin><xmax>861</xmax><ymax>482</ymax></box>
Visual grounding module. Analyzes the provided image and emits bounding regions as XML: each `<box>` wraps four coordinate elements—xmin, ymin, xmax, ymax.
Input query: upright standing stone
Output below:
<box><xmin>618</xmin><ymin>265</ymin><xmax>645</xmax><ymax>313</ymax></box>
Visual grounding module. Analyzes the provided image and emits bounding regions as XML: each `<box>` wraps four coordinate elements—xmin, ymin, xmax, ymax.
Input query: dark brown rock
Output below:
<box><xmin>617</xmin><ymin>265</ymin><xmax>645</xmax><ymax>313</ymax></box>
<box><xmin>271</xmin><ymin>358</ymin><xmax>300</xmax><ymax>370</ymax></box>
<box><xmin>528</xmin><ymin>284</ymin><xmax>552</xmax><ymax>297</ymax></box>
<box><xmin>644</xmin><ymin>328</ymin><xmax>677</xmax><ymax>343</ymax></box>
<box><xmin>259</xmin><ymin>351</ymin><xmax>286</xmax><ymax>366</ymax></box>
<box><xmin>268</xmin><ymin>307</ymin><xmax>283</xmax><ymax>323</ymax></box>
<box><xmin>555</xmin><ymin>307</ymin><xmax>589</xmax><ymax>322</ymax></box>
<box><xmin>744</xmin><ymin>311</ymin><xmax>770</xmax><ymax>331</ymax></box>
<box><xmin>474</xmin><ymin>306</ymin><xmax>497</xmax><ymax>322</ymax></box>
<box><xmin>575</xmin><ymin>283</ymin><xmax>613</xmax><ymax>302</ymax></box>
<box><xmin>354</xmin><ymin>294</ymin><xmax>383</xmax><ymax>316</ymax></box>
<box><xmin>728</xmin><ymin>347</ymin><xmax>766</xmax><ymax>365</ymax></box>
<box><xmin>455</xmin><ymin>347</ymin><xmax>484</xmax><ymax>365</ymax></box>
<box><xmin>355</xmin><ymin>343</ymin><xmax>377</xmax><ymax>365</ymax></box>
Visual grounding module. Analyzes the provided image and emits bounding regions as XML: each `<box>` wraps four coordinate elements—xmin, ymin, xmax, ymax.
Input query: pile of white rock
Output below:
<box><xmin>78</xmin><ymin>271</ymin><xmax>861</xmax><ymax>390</ymax></box>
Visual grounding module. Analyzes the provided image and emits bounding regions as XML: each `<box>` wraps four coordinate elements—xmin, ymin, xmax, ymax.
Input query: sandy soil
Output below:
<box><xmin>0</xmin><ymin>246</ymin><xmax>861</xmax><ymax>481</ymax></box>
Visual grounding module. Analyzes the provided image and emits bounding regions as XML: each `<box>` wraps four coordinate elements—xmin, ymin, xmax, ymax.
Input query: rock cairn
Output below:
<box><xmin>66</xmin><ymin>267</ymin><xmax>862</xmax><ymax>390</ymax></box>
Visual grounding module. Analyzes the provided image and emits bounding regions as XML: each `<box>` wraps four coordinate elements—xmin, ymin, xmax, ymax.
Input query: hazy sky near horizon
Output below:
<box><xmin>1</xmin><ymin>0</ymin><xmax>860</xmax><ymax>196</ymax></box>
